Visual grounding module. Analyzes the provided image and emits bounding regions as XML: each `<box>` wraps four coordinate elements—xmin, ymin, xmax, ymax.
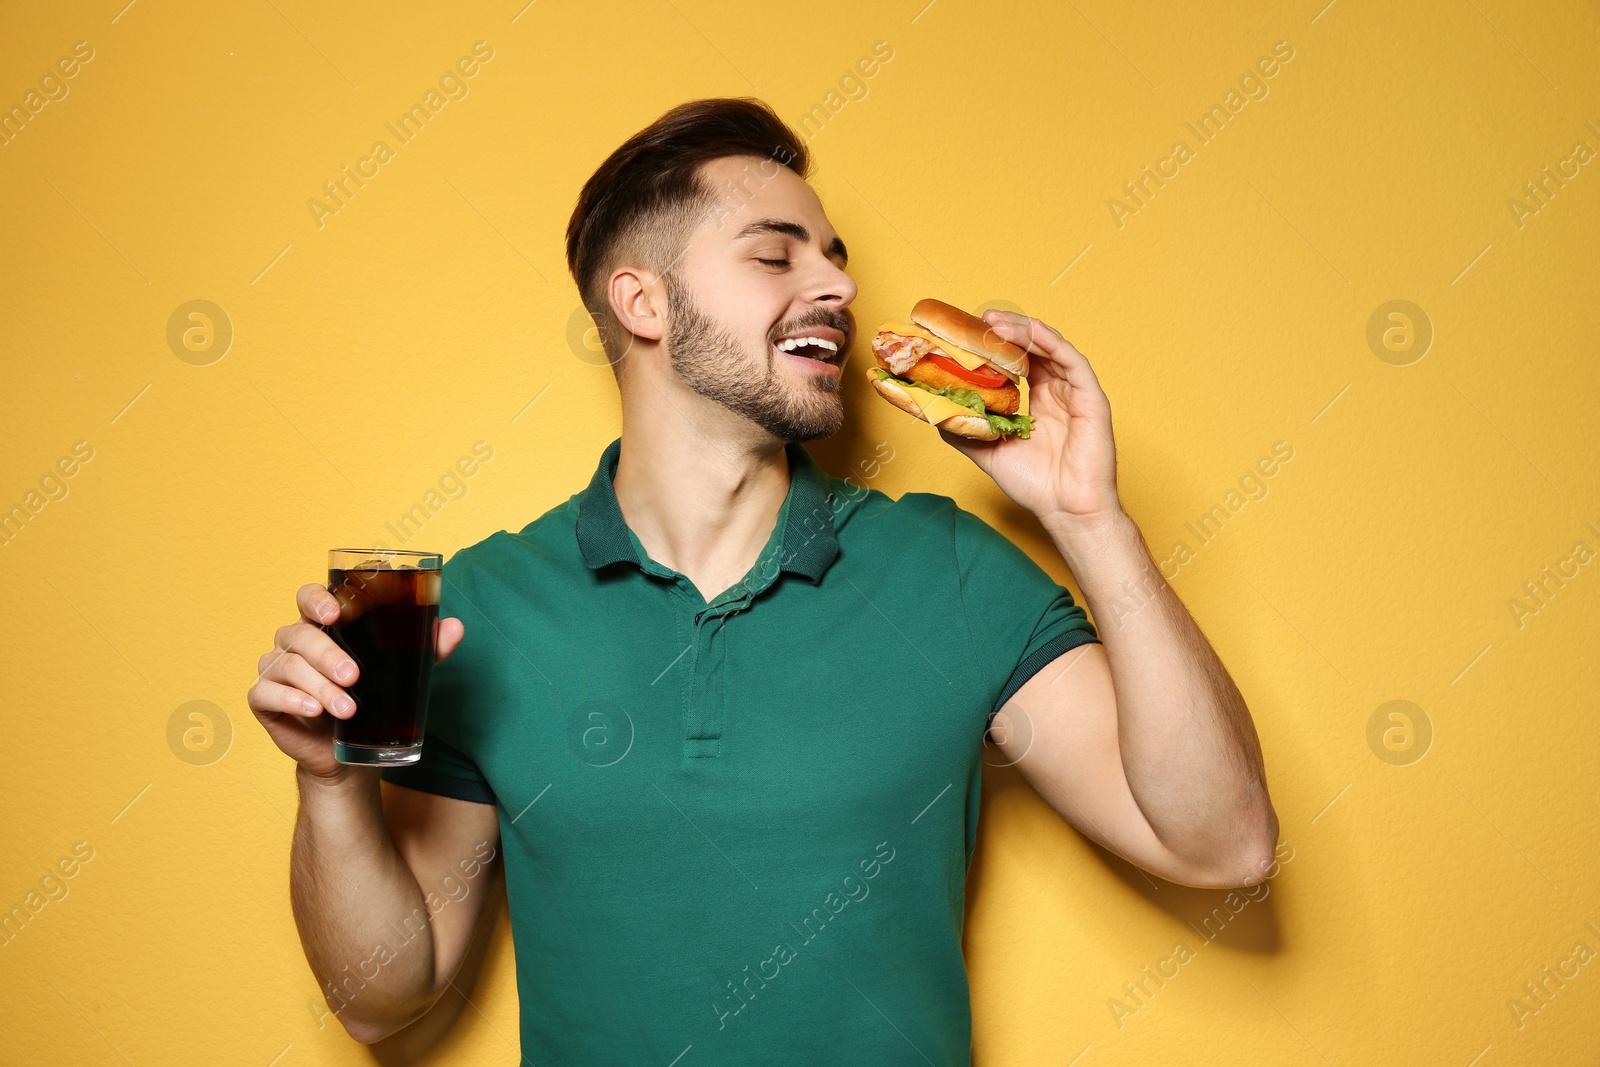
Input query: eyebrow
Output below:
<box><xmin>734</xmin><ymin>218</ymin><xmax>848</xmax><ymax>266</ymax></box>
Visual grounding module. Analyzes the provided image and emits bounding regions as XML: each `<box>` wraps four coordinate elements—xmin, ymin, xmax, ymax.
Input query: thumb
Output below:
<box><xmin>435</xmin><ymin>617</ymin><xmax>465</xmax><ymax>662</ymax></box>
<box><xmin>936</xmin><ymin>425</ymin><xmax>990</xmax><ymax>470</ymax></box>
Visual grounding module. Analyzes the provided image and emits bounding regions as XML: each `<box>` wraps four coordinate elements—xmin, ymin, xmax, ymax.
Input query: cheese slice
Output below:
<box><xmin>866</xmin><ymin>367</ymin><xmax>990</xmax><ymax>427</ymax></box>
<box><xmin>877</xmin><ymin>319</ymin><xmax>1029</xmax><ymax>417</ymax></box>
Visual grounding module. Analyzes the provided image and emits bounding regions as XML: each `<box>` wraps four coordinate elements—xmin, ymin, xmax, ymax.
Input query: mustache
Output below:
<box><xmin>770</xmin><ymin>311</ymin><xmax>853</xmax><ymax>345</ymax></box>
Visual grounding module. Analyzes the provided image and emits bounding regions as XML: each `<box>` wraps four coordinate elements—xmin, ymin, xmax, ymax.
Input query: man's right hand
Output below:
<box><xmin>247</xmin><ymin>582</ymin><xmax>466</xmax><ymax>780</ymax></box>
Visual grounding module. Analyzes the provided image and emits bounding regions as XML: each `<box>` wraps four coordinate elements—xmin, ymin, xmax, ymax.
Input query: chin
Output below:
<box><xmin>774</xmin><ymin>394</ymin><xmax>846</xmax><ymax>443</ymax></box>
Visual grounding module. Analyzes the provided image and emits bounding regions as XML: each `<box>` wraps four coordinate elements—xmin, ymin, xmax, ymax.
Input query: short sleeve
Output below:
<box><xmin>379</xmin><ymin>551</ymin><xmax>498</xmax><ymax>806</ymax></box>
<box><xmin>952</xmin><ymin>507</ymin><xmax>1100</xmax><ymax>732</ymax></box>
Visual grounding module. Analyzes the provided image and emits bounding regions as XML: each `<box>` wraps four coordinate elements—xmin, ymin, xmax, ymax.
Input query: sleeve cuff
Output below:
<box><xmin>379</xmin><ymin>767</ymin><xmax>498</xmax><ymax>806</ymax></box>
<box><xmin>986</xmin><ymin>629</ymin><xmax>1102</xmax><ymax>731</ymax></box>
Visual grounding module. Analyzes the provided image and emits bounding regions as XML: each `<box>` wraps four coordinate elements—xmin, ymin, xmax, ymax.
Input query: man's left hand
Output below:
<box><xmin>937</xmin><ymin>309</ymin><xmax>1122</xmax><ymax>531</ymax></box>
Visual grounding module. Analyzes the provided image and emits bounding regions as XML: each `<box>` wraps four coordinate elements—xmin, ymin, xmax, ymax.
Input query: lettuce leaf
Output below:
<box><xmin>870</xmin><ymin>368</ymin><xmax>1033</xmax><ymax>438</ymax></box>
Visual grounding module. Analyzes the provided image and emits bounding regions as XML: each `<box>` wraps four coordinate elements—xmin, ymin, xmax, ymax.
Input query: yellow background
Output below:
<box><xmin>3</xmin><ymin>0</ymin><xmax>1597</xmax><ymax>1063</ymax></box>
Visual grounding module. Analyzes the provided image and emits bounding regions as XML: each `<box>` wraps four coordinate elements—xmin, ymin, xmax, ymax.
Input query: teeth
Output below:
<box><xmin>776</xmin><ymin>337</ymin><xmax>840</xmax><ymax>355</ymax></box>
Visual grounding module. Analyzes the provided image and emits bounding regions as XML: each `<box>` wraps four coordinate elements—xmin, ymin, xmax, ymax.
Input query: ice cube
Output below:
<box><xmin>361</xmin><ymin>568</ymin><xmax>415</xmax><ymax>606</ymax></box>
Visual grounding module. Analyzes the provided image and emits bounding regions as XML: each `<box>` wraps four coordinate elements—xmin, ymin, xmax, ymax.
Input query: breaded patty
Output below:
<box><xmin>874</xmin><ymin>352</ymin><xmax>1020</xmax><ymax>415</ymax></box>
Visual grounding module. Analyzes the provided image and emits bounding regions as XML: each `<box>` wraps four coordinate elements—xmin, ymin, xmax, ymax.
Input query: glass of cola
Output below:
<box><xmin>323</xmin><ymin>549</ymin><xmax>442</xmax><ymax>766</ymax></box>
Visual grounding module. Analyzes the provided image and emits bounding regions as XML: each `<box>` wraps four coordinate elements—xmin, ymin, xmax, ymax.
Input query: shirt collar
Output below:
<box><xmin>575</xmin><ymin>436</ymin><xmax>840</xmax><ymax>583</ymax></box>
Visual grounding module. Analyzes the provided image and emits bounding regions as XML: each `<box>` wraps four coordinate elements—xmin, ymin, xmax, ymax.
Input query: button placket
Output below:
<box><xmin>678</xmin><ymin>538</ymin><xmax>782</xmax><ymax>760</ymax></box>
<box><xmin>684</xmin><ymin>608</ymin><xmax>728</xmax><ymax>758</ymax></box>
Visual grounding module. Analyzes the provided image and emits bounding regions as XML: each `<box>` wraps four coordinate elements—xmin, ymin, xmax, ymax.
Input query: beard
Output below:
<box><xmin>663</xmin><ymin>273</ymin><xmax>845</xmax><ymax>442</ymax></box>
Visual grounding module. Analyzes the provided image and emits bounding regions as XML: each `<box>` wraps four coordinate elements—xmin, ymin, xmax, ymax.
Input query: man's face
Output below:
<box><xmin>662</xmin><ymin>154</ymin><xmax>857</xmax><ymax>443</ymax></box>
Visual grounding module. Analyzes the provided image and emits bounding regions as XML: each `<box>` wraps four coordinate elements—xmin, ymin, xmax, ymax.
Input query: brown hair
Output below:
<box><xmin>564</xmin><ymin>97</ymin><xmax>810</xmax><ymax>369</ymax></box>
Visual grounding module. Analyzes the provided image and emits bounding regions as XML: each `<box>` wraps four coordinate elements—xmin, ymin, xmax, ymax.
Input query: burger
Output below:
<box><xmin>866</xmin><ymin>299</ymin><xmax>1034</xmax><ymax>440</ymax></box>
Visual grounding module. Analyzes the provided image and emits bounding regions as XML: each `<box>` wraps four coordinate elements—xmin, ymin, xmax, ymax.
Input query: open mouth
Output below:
<box><xmin>774</xmin><ymin>336</ymin><xmax>843</xmax><ymax>366</ymax></box>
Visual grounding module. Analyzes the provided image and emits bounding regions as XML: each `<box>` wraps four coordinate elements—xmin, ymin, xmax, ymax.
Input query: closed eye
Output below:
<box><xmin>756</xmin><ymin>258</ymin><xmax>790</xmax><ymax>268</ymax></box>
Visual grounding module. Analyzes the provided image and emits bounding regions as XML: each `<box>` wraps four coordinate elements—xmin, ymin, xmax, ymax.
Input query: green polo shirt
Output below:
<box><xmin>381</xmin><ymin>435</ymin><xmax>1099</xmax><ymax>1065</ymax></box>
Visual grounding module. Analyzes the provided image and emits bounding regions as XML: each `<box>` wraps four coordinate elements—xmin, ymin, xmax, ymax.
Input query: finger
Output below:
<box><xmin>982</xmin><ymin>312</ymin><xmax>1067</xmax><ymax>387</ymax></box>
<box><xmin>266</xmin><ymin>650</ymin><xmax>357</xmax><ymax>717</ymax></box>
<box><xmin>275</xmin><ymin>620</ymin><xmax>359</xmax><ymax>687</ymax></box>
<box><xmin>980</xmin><ymin>311</ymin><xmax>1070</xmax><ymax>400</ymax></box>
<box><xmin>435</xmin><ymin>617</ymin><xmax>465</xmax><ymax>662</ymax></box>
<box><xmin>978</xmin><ymin>310</ymin><xmax>1029</xmax><ymax>360</ymax></box>
<box><xmin>983</xmin><ymin>310</ymin><xmax>1064</xmax><ymax>360</ymax></box>
<box><xmin>248</xmin><ymin>677</ymin><xmax>325</xmax><ymax>718</ymax></box>
<box><xmin>988</xmin><ymin>314</ymin><xmax>1108</xmax><ymax>408</ymax></box>
<box><xmin>296</xmin><ymin>582</ymin><xmax>341</xmax><ymax>627</ymax></box>
<box><xmin>936</xmin><ymin>425</ymin><xmax>991</xmax><ymax>464</ymax></box>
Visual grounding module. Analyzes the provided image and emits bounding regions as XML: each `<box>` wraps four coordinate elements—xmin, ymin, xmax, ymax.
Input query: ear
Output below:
<box><xmin>608</xmin><ymin>267</ymin><xmax>665</xmax><ymax>344</ymax></box>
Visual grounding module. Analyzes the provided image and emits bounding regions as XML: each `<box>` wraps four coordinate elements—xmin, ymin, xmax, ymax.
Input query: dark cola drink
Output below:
<box><xmin>324</xmin><ymin>549</ymin><xmax>442</xmax><ymax>765</ymax></box>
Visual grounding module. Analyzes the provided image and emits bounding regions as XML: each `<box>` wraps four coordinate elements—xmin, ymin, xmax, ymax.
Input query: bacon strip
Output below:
<box><xmin>870</xmin><ymin>332</ymin><xmax>946</xmax><ymax>376</ymax></box>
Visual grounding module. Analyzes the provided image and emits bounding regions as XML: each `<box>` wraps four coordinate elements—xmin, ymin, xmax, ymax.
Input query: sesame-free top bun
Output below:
<box><xmin>868</xmin><ymin>375</ymin><xmax>1000</xmax><ymax>441</ymax></box>
<box><xmin>909</xmin><ymin>298</ymin><xmax>1031</xmax><ymax>382</ymax></box>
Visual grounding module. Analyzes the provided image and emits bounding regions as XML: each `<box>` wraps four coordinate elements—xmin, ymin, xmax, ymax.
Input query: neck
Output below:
<box><xmin>612</xmin><ymin>401</ymin><xmax>793</xmax><ymax>600</ymax></box>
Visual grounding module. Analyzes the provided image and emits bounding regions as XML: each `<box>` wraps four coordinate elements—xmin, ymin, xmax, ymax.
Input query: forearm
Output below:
<box><xmin>290</xmin><ymin>767</ymin><xmax>438</xmax><ymax>1040</ymax></box>
<box><xmin>1044</xmin><ymin>509</ymin><xmax>1278</xmax><ymax>875</ymax></box>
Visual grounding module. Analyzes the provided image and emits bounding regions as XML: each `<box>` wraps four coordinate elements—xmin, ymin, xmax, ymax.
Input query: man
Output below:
<box><xmin>248</xmin><ymin>97</ymin><xmax>1278</xmax><ymax>1064</ymax></box>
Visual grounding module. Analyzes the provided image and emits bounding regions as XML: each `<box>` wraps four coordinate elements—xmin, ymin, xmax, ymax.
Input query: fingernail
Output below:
<box><xmin>336</xmin><ymin>660</ymin><xmax>356</xmax><ymax>682</ymax></box>
<box><xmin>301</xmin><ymin>697</ymin><xmax>320</xmax><ymax>714</ymax></box>
<box><xmin>334</xmin><ymin>695</ymin><xmax>356</xmax><ymax>716</ymax></box>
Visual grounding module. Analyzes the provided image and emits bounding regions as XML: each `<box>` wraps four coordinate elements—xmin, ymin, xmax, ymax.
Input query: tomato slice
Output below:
<box><xmin>925</xmin><ymin>352</ymin><xmax>1010</xmax><ymax>389</ymax></box>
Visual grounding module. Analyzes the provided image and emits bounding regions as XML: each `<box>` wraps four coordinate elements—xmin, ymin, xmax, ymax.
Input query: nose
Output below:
<box><xmin>804</xmin><ymin>255</ymin><xmax>857</xmax><ymax>312</ymax></box>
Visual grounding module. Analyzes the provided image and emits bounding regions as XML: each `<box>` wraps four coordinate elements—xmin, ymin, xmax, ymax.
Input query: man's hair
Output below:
<box><xmin>564</xmin><ymin>97</ymin><xmax>811</xmax><ymax>370</ymax></box>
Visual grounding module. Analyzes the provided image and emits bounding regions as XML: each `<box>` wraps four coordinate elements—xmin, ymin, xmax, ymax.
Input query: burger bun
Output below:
<box><xmin>869</xmin><ymin>375</ymin><xmax>999</xmax><ymax>441</ymax></box>
<box><xmin>909</xmin><ymin>298</ymin><xmax>1031</xmax><ymax>382</ymax></box>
